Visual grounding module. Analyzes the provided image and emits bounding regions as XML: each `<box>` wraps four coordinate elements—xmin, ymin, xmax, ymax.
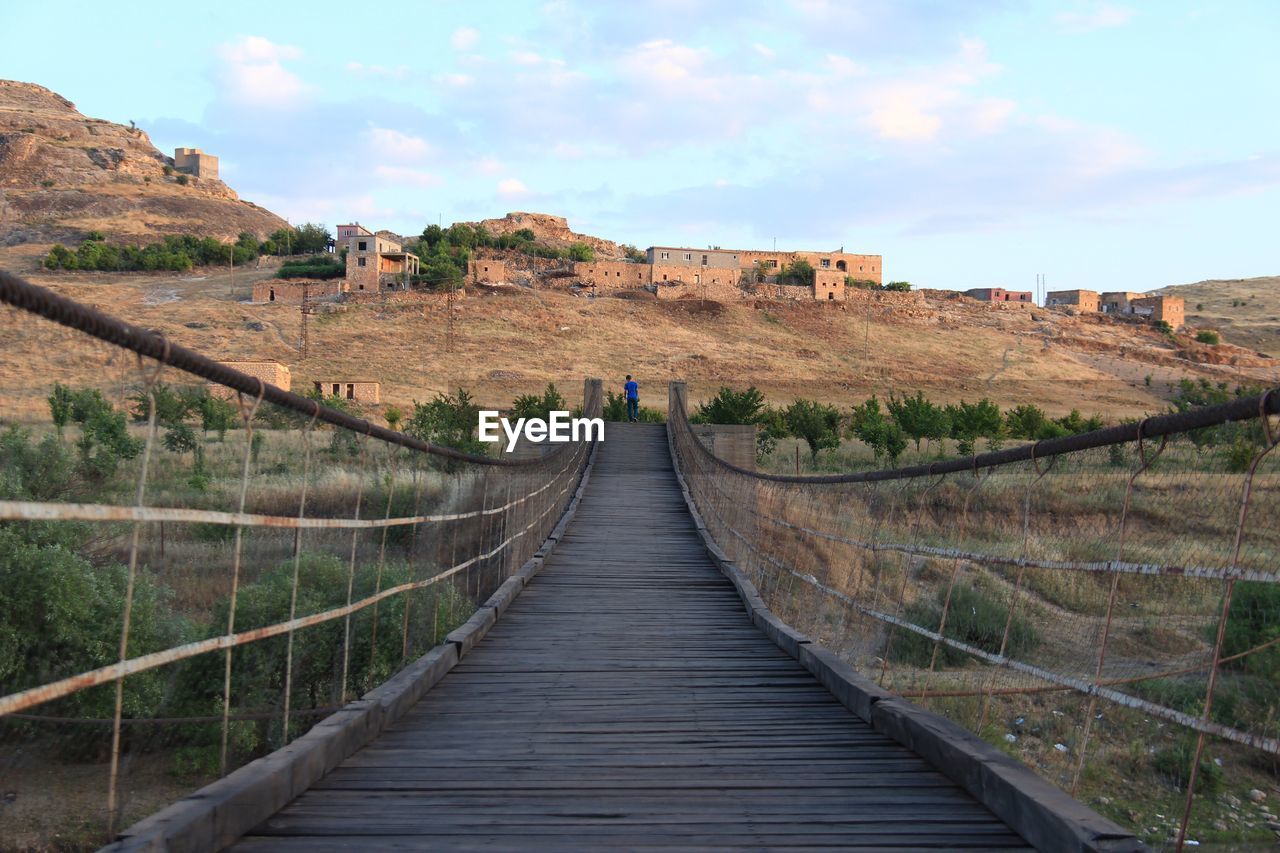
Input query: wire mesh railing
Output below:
<box><xmin>668</xmin><ymin>381</ymin><xmax>1280</xmax><ymax>850</ymax></box>
<box><xmin>0</xmin><ymin>272</ymin><xmax>600</xmax><ymax>849</ymax></box>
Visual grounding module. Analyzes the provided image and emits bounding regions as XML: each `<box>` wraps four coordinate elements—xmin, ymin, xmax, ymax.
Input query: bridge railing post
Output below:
<box><xmin>669</xmin><ymin>381</ymin><xmax>687</xmax><ymax>421</ymax></box>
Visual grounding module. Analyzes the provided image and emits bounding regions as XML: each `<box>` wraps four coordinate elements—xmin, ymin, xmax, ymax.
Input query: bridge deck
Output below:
<box><xmin>231</xmin><ymin>424</ymin><xmax>1030</xmax><ymax>850</ymax></box>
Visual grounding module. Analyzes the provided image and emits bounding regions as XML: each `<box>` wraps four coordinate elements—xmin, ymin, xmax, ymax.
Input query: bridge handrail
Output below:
<box><xmin>671</xmin><ymin>380</ymin><xmax>1279</xmax><ymax>483</ymax></box>
<box><xmin>0</xmin><ymin>270</ymin><xmax>560</xmax><ymax>465</ymax></box>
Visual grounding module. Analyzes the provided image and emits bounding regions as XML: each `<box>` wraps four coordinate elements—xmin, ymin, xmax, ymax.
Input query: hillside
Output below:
<box><xmin>467</xmin><ymin>212</ymin><xmax>624</xmax><ymax>259</ymax></box>
<box><xmin>0</xmin><ymin>80</ymin><xmax>287</xmax><ymax>244</ymax></box>
<box><xmin>1152</xmin><ymin>275</ymin><xmax>1280</xmax><ymax>357</ymax></box>
<box><xmin>1</xmin><ymin>269</ymin><xmax>1276</xmax><ymax>424</ymax></box>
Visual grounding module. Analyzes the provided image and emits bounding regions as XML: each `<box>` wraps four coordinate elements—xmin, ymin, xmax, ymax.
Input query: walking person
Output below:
<box><xmin>624</xmin><ymin>374</ymin><xmax>639</xmax><ymax>422</ymax></box>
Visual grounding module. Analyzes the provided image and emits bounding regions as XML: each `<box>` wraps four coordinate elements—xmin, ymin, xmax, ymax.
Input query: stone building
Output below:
<box><xmin>313</xmin><ymin>380</ymin><xmax>380</xmax><ymax>403</ymax></box>
<box><xmin>252</xmin><ymin>279</ymin><xmax>346</xmax><ymax>304</ymax></box>
<box><xmin>345</xmin><ymin>230</ymin><xmax>420</xmax><ymax>292</ymax></box>
<box><xmin>1100</xmin><ymin>292</ymin><xmax>1144</xmax><ymax>314</ymax></box>
<box><xmin>336</xmin><ymin>223</ymin><xmax>372</xmax><ymax>243</ymax></box>
<box><xmin>173</xmin><ymin>147</ymin><xmax>218</xmax><ymax>180</ymax></box>
<box><xmin>469</xmin><ymin>258</ymin><xmax>509</xmax><ymax>284</ymax></box>
<box><xmin>965</xmin><ymin>288</ymin><xmax>1034</xmax><ymax>304</ymax></box>
<box><xmin>210</xmin><ymin>361</ymin><xmax>291</xmax><ymax>399</ymax></box>
<box><xmin>1129</xmin><ymin>295</ymin><xmax>1185</xmax><ymax>328</ymax></box>
<box><xmin>645</xmin><ymin>246</ymin><xmax>882</xmax><ymax>285</ymax></box>
<box><xmin>1046</xmin><ymin>289</ymin><xmax>1100</xmax><ymax>312</ymax></box>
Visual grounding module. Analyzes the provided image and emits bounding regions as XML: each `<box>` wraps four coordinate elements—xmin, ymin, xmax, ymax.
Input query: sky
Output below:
<box><xmin>4</xmin><ymin>0</ymin><xmax>1278</xmax><ymax>292</ymax></box>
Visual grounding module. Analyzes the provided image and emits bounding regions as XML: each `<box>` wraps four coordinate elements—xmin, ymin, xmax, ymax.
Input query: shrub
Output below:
<box><xmin>1195</xmin><ymin>329</ymin><xmax>1221</xmax><ymax>345</ymax></box>
<box><xmin>567</xmin><ymin>242</ymin><xmax>595</xmax><ymax>262</ymax></box>
<box><xmin>510</xmin><ymin>383</ymin><xmax>567</xmax><ymax>422</ymax></box>
<box><xmin>407</xmin><ymin>388</ymin><xmax>487</xmax><ymax>455</ymax></box>
<box><xmin>892</xmin><ymin>583</ymin><xmax>1039</xmax><ymax>667</ymax></box>
<box><xmin>1152</xmin><ymin>740</ymin><xmax>1223</xmax><ymax>794</ymax></box>
<box><xmin>690</xmin><ymin>386</ymin><xmax>768</xmax><ymax>426</ymax></box>
<box><xmin>276</xmin><ymin>257</ymin><xmax>344</xmax><ymax>280</ymax></box>
<box><xmin>783</xmin><ymin>398</ymin><xmax>841</xmax><ymax>460</ymax></box>
<box><xmin>176</xmin><ymin>174</ymin><xmax>189</xmax><ymax>186</ymax></box>
<box><xmin>602</xmin><ymin>391</ymin><xmax>663</xmax><ymax>423</ymax></box>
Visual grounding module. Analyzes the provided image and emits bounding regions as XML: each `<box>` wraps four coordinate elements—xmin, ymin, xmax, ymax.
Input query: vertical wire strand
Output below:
<box><xmin>105</xmin><ymin>352</ymin><xmax>165</xmax><ymax>837</ymax></box>
<box><xmin>1071</xmin><ymin>427</ymin><xmax>1165</xmax><ymax>795</ymax></box>
<box><xmin>1176</xmin><ymin>399</ymin><xmax>1278</xmax><ymax>851</ymax></box>
<box><xmin>369</xmin><ymin>443</ymin><xmax>400</xmax><ymax>676</ymax></box>
<box><xmin>340</xmin><ymin>432</ymin><xmax>371</xmax><ymax>704</ymax></box>
<box><xmin>219</xmin><ymin>386</ymin><xmax>265</xmax><ymax>777</ymax></box>
<box><xmin>282</xmin><ymin>410</ymin><xmax>318</xmax><ymax>746</ymax></box>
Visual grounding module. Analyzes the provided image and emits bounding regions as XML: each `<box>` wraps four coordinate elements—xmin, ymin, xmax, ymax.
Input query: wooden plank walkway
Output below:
<box><xmin>231</xmin><ymin>424</ymin><xmax>1031</xmax><ymax>850</ymax></box>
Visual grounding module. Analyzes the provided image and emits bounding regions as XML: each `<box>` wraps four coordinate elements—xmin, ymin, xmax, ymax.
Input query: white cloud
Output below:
<box><xmin>753</xmin><ymin>43</ymin><xmax>775</xmax><ymax>59</ymax></box>
<box><xmin>1054</xmin><ymin>3</ymin><xmax>1134</xmax><ymax>32</ymax></box>
<box><xmin>552</xmin><ymin>142</ymin><xmax>584</xmax><ymax>159</ymax></box>
<box><xmin>364</xmin><ymin>127</ymin><xmax>433</xmax><ymax>162</ymax></box>
<box><xmin>373</xmin><ymin>166</ymin><xmax>442</xmax><ymax>188</ymax></box>
<box><xmin>451</xmin><ymin>27</ymin><xmax>479</xmax><ymax>50</ymax></box>
<box><xmin>971</xmin><ymin>97</ymin><xmax>1016</xmax><ymax>134</ymax></box>
<box><xmin>474</xmin><ymin>156</ymin><xmax>504</xmax><ymax>174</ymax></box>
<box><xmin>215</xmin><ymin>36</ymin><xmax>307</xmax><ymax>106</ymax></box>
<box><xmin>497</xmin><ymin>178</ymin><xmax>529</xmax><ymax>197</ymax></box>
<box><xmin>346</xmin><ymin>61</ymin><xmax>410</xmax><ymax>78</ymax></box>
<box><xmin>437</xmin><ymin>73</ymin><xmax>474</xmax><ymax>88</ymax></box>
<box><xmin>865</xmin><ymin>87</ymin><xmax>945</xmax><ymax>141</ymax></box>
<box><xmin>824</xmin><ymin>54</ymin><xmax>864</xmax><ymax>77</ymax></box>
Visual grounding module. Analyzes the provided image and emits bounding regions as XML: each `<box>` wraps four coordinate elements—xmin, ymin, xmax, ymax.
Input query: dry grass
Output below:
<box><xmin>1154</xmin><ymin>275</ymin><xmax>1280</xmax><ymax>357</ymax></box>
<box><xmin>2</xmin><ymin>253</ymin><xmax>1275</xmax><ymax>426</ymax></box>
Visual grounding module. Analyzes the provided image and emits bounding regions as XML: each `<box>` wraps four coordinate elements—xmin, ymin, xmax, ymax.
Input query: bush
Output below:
<box><xmin>0</xmin><ymin>527</ymin><xmax>186</xmax><ymax>723</ymax></box>
<box><xmin>1195</xmin><ymin>329</ymin><xmax>1221</xmax><ymax>345</ymax></box>
<box><xmin>277</xmin><ymin>257</ymin><xmax>344</xmax><ymax>280</ymax></box>
<box><xmin>690</xmin><ymin>386</ymin><xmax>768</xmax><ymax>426</ymax></box>
<box><xmin>783</xmin><ymin>398</ymin><xmax>841</xmax><ymax>460</ymax></box>
<box><xmin>1152</xmin><ymin>740</ymin><xmax>1223</xmax><ymax>794</ymax></box>
<box><xmin>602</xmin><ymin>391</ymin><xmax>663</xmax><ymax>423</ymax></box>
<box><xmin>510</xmin><ymin>383</ymin><xmax>567</xmax><ymax>422</ymax></box>
<box><xmin>891</xmin><ymin>583</ymin><xmax>1039</xmax><ymax>667</ymax></box>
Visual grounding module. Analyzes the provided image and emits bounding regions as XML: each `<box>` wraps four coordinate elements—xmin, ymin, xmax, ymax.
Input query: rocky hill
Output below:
<box><xmin>0</xmin><ymin>80</ymin><xmax>287</xmax><ymax>244</ymax></box>
<box><xmin>469</xmin><ymin>211</ymin><xmax>624</xmax><ymax>258</ymax></box>
<box><xmin>1152</xmin><ymin>275</ymin><xmax>1280</xmax><ymax>357</ymax></box>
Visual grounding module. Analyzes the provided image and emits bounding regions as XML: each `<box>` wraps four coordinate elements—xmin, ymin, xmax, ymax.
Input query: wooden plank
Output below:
<box><xmin>229</xmin><ymin>424</ymin><xmax>1031</xmax><ymax>851</ymax></box>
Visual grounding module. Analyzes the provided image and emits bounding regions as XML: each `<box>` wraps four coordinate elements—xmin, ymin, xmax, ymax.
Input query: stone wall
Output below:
<box><xmin>252</xmin><ymin>279</ymin><xmax>346</xmax><ymax>304</ymax></box>
<box><xmin>311</xmin><ymin>380</ymin><xmax>380</xmax><ymax>403</ymax></box>
<box><xmin>1131</xmin><ymin>295</ymin><xmax>1185</xmax><ymax>328</ymax></box>
<box><xmin>574</xmin><ymin>260</ymin><xmax>651</xmax><ymax>289</ymax></box>
<box><xmin>1046</xmin><ymin>290</ymin><xmax>1100</xmax><ymax>312</ymax></box>
<box><xmin>341</xmin><ymin>288</ymin><xmax>463</xmax><ymax>306</ymax></box>
<box><xmin>211</xmin><ymin>361</ymin><xmax>290</xmax><ymax>399</ymax></box>
<box><xmin>469</xmin><ymin>258</ymin><xmax>508</xmax><ymax>283</ymax></box>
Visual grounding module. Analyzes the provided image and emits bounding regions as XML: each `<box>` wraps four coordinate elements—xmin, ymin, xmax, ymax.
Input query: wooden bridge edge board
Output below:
<box><xmin>663</xmin><ymin>424</ymin><xmax>1147</xmax><ymax>853</ymax></box>
<box><xmin>104</xmin><ymin>441</ymin><xmax>602</xmax><ymax>853</ymax></box>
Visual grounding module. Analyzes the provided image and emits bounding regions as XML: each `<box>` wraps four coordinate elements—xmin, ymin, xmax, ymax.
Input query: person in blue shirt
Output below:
<box><xmin>623</xmin><ymin>375</ymin><xmax>639</xmax><ymax>422</ymax></box>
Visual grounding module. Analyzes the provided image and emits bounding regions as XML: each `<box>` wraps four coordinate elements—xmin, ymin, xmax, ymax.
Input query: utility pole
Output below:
<box><xmin>299</xmin><ymin>281</ymin><xmax>312</xmax><ymax>359</ymax></box>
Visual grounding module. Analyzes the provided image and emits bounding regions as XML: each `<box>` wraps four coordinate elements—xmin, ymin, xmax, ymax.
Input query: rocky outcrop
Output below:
<box><xmin>470</xmin><ymin>211</ymin><xmax>623</xmax><ymax>259</ymax></box>
<box><xmin>0</xmin><ymin>80</ymin><xmax>287</xmax><ymax>244</ymax></box>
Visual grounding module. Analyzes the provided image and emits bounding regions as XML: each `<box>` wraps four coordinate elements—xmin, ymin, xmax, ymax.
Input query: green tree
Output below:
<box><xmin>1196</xmin><ymin>329</ymin><xmax>1221</xmax><ymax>345</ymax></box>
<box><xmin>882</xmin><ymin>280</ymin><xmax>912</xmax><ymax>292</ymax></box>
<box><xmin>621</xmin><ymin>244</ymin><xmax>647</xmax><ymax>263</ymax></box>
<box><xmin>406</xmin><ymin>389</ymin><xmax>486</xmax><ymax>455</ymax></box>
<box><xmin>511</xmin><ymin>383</ymin><xmax>567</xmax><ymax>422</ymax></box>
<box><xmin>293</xmin><ymin>223</ymin><xmax>332</xmax><ymax>254</ymax></box>
<box><xmin>946</xmin><ymin>398</ymin><xmax>1003</xmax><ymax>456</ymax></box>
<box><xmin>886</xmin><ymin>391</ymin><xmax>950</xmax><ymax>453</ymax></box>
<box><xmin>384</xmin><ymin>406</ymin><xmax>404</xmax><ymax>431</ymax></box>
<box><xmin>691</xmin><ymin>386</ymin><xmax>768</xmax><ymax>425</ymax></box>
<box><xmin>777</xmin><ymin>258</ymin><xmax>815</xmax><ymax>286</ymax></box>
<box><xmin>783</xmin><ymin>398</ymin><xmax>841</xmax><ymax>460</ymax></box>
<box><xmin>567</xmin><ymin>242</ymin><xmax>595</xmax><ymax>262</ymax></box>
<box><xmin>48</xmin><ymin>382</ymin><xmax>75</xmax><ymax>439</ymax></box>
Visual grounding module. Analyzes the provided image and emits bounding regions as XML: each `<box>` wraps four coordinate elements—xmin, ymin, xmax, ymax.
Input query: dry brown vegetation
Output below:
<box><xmin>2</xmin><ymin>250</ymin><xmax>1276</xmax><ymax>426</ymax></box>
<box><xmin>1154</xmin><ymin>275</ymin><xmax>1280</xmax><ymax>357</ymax></box>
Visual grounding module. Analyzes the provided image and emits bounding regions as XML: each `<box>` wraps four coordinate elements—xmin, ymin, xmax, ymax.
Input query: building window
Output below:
<box><xmin>702</xmin><ymin>254</ymin><xmax>708</xmax><ymax>264</ymax></box>
<box><xmin>767</xmin><ymin>259</ymin><xmax>778</xmax><ymax>268</ymax></box>
<box><xmin>663</xmin><ymin>274</ymin><xmax>668</xmax><ymax>280</ymax></box>
<box><xmin>828</xmin><ymin>292</ymin><xmax>834</xmax><ymax>300</ymax></box>
<box><xmin>358</xmin><ymin>241</ymin><xmax>367</xmax><ymax>251</ymax></box>
<box><xmin>684</xmin><ymin>253</ymin><xmax>692</xmax><ymax>261</ymax></box>
<box><xmin>357</xmin><ymin>257</ymin><xmax>366</xmax><ymax>267</ymax></box>
<box><xmin>332</xmin><ymin>384</ymin><xmax>340</xmax><ymax>396</ymax></box>
<box><xmin>660</xmin><ymin>251</ymin><xmax>669</xmax><ymax>260</ymax></box>
<box><xmin>269</xmin><ymin>288</ymin><xmax>275</xmax><ymax>302</ymax></box>
<box><xmin>820</xmin><ymin>259</ymin><xmax>830</xmax><ymax>268</ymax></box>
<box><xmin>346</xmin><ymin>384</ymin><xmax>355</xmax><ymax>400</ymax></box>
<box><xmin>859</xmin><ymin>266</ymin><xmax>864</xmax><ymax>272</ymax></box>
